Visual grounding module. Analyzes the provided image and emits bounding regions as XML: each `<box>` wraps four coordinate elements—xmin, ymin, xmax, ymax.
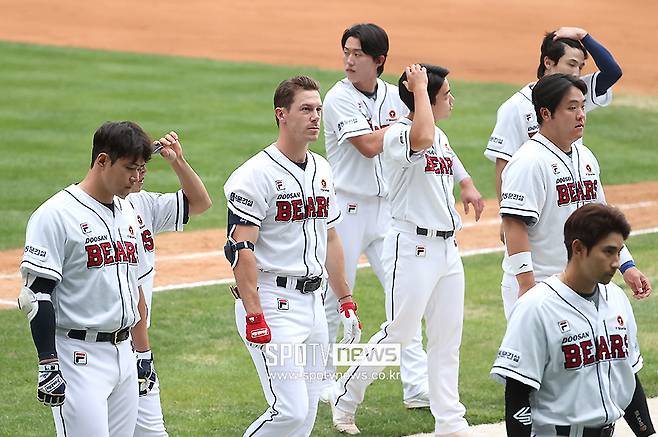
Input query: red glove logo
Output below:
<box><xmin>246</xmin><ymin>313</ymin><xmax>272</xmax><ymax>343</ymax></box>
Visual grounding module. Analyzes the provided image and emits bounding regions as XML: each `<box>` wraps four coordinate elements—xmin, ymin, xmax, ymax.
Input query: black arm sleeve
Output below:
<box><xmin>29</xmin><ymin>277</ymin><xmax>57</xmax><ymax>361</ymax></box>
<box><xmin>505</xmin><ymin>378</ymin><xmax>533</xmax><ymax>437</ymax></box>
<box><xmin>581</xmin><ymin>34</ymin><xmax>622</xmax><ymax>97</ymax></box>
<box><xmin>624</xmin><ymin>375</ymin><xmax>655</xmax><ymax>437</ymax></box>
<box><xmin>182</xmin><ymin>193</ymin><xmax>190</xmax><ymax>225</ymax></box>
<box><xmin>501</xmin><ymin>213</ymin><xmax>534</xmax><ymax>227</ymax></box>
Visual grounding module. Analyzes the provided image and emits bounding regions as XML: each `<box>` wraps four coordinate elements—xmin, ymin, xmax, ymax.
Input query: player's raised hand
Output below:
<box><xmin>37</xmin><ymin>361</ymin><xmax>66</xmax><ymax>406</ymax></box>
<box><xmin>339</xmin><ymin>300</ymin><xmax>362</xmax><ymax>344</ymax></box>
<box><xmin>460</xmin><ymin>179</ymin><xmax>484</xmax><ymax>221</ymax></box>
<box><xmin>622</xmin><ymin>267</ymin><xmax>652</xmax><ymax>299</ymax></box>
<box><xmin>154</xmin><ymin>131</ymin><xmax>183</xmax><ymax>163</ymax></box>
<box><xmin>553</xmin><ymin>27</ymin><xmax>588</xmax><ymax>41</ymax></box>
<box><xmin>245</xmin><ymin>312</ymin><xmax>272</xmax><ymax>349</ymax></box>
<box><xmin>402</xmin><ymin>64</ymin><xmax>428</xmax><ymax>93</ymax></box>
<box><xmin>136</xmin><ymin>350</ymin><xmax>157</xmax><ymax>396</ymax></box>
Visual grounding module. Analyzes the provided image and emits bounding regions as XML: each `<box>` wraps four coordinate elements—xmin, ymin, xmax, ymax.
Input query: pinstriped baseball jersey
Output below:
<box><xmin>323</xmin><ymin>78</ymin><xmax>409</xmax><ymax>198</ymax></box>
<box><xmin>484</xmin><ymin>72</ymin><xmax>612</xmax><ymax>163</ymax></box>
<box><xmin>127</xmin><ymin>189</ymin><xmax>186</xmax><ymax>327</ymax></box>
<box><xmin>491</xmin><ymin>275</ymin><xmax>642</xmax><ymax>431</ymax></box>
<box><xmin>383</xmin><ymin>118</ymin><xmax>468</xmax><ymax>231</ymax></box>
<box><xmin>224</xmin><ymin>144</ymin><xmax>342</xmax><ymax>278</ymax></box>
<box><xmin>20</xmin><ymin>184</ymin><xmax>152</xmax><ymax>331</ymax></box>
<box><xmin>499</xmin><ymin>133</ymin><xmax>605</xmax><ymax>281</ymax></box>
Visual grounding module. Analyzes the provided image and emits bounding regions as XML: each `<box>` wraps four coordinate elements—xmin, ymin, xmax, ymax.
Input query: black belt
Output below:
<box><xmin>67</xmin><ymin>327</ymin><xmax>130</xmax><ymax>345</ymax></box>
<box><xmin>555</xmin><ymin>423</ymin><xmax>614</xmax><ymax>437</ymax></box>
<box><xmin>276</xmin><ymin>276</ymin><xmax>322</xmax><ymax>294</ymax></box>
<box><xmin>416</xmin><ymin>226</ymin><xmax>454</xmax><ymax>239</ymax></box>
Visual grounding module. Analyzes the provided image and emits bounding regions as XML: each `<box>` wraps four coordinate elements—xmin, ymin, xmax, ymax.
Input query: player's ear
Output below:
<box><xmin>374</xmin><ymin>55</ymin><xmax>385</xmax><ymax>68</ymax></box>
<box><xmin>572</xmin><ymin>239</ymin><xmax>586</xmax><ymax>257</ymax></box>
<box><xmin>275</xmin><ymin>107</ymin><xmax>286</xmax><ymax>125</ymax></box>
<box><xmin>540</xmin><ymin>107</ymin><xmax>551</xmax><ymax>121</ymax></box>
<box><xmin>543</xmin><ymin>55</ymin><xmax>554</xmax><ymax>72</ymax></box>
<box><xmin>96</xmin><ymin>152</ymin><xmax>109</xmax><ymax>168</ymax></box>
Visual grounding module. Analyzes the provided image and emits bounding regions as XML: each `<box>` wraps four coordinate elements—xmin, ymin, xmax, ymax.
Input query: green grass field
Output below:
<box><xmin>1</xmin><ymin>40</ymin><xmax>658</xmax><ymax>436</ymax></box>
<box><xmin>1</xmin><ymin>41</ymin><xmax>657</xmax><ymax>249</ymax></box>
<box><xmin>2</xmin><ymin>232</ymin><xmax>657</xmax><ymax>436</ymax></box>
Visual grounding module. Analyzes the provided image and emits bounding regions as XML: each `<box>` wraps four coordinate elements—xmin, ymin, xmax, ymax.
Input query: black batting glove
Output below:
<box><xmin>136</xmin><ymin>350</ymin><xmax>156</xmax><ymax>397</ymax></box>
<box><xmin>37</xmin><ymin>361</ymin><xmax>66</xmax><ymax>406</ymax></box>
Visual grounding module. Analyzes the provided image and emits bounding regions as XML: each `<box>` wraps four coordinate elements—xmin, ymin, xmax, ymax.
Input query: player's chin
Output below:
<box><xmin>306</xmin><ymin>129</ymin><xmax>320</xmax><ymax>141</ymax></box>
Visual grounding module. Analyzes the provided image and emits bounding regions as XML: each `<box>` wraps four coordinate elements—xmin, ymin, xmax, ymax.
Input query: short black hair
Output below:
<box><xmin>341</xmin><ymin>23</ymin><xmax>389</xmax><ymax>76</ymax></box>
<box><xmin>537</xmin><ymin>31</ymin><xmax>589</xmax><ymax>79</ymax></box>
<box><xmin>91</xmin><ymin>121</ymin><xmax>152</xmax><ymax>168</ymax></box>
<box><xmin>398</xmin><ymin>64</ymin><xmax>450</xmax><ymax>112</ymax></box>
<box><xmin>273</xmin><ymin>75</ymin><xmax>320</xmax><ymax>126</ymax></box>
<box><xmin>532</xmin><ymin>73</ymin><xmax>587</xmax><ymax>125</ymax></box>
<box><xmin>564</xmin><ymin>203</ymin><xmax>631</xmax><ymax>260</ymax></box>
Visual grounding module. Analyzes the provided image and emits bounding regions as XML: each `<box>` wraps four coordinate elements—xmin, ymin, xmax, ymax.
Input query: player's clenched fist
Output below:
<box><xmin>245</xmin><ymin>313</ymin><xmax>272</xmax><ymax>346</ymax></box>
<box><xmin>402</xmin><ymin>64</ymin><xmax>428</xmax><ymax>93</ymax></box>
<box><xmin>339</xmin><ymin>301</ymin><xmax>362</xmax><ymax>344</ymax></box>
<box><xmin>136</xmin><ymin>350</ymin><xmax>157</xmax><ymax>397</ymax></box>
<box><xmin>37</xmin><ymin>361</ymin><xmax>66</xmax><ymax>406</ymax></box>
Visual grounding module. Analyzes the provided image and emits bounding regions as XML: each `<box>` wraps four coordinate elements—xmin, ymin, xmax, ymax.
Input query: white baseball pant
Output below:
<box><xmin>334</xmin><ymin>227</ymin><xmax>468</xmax><ymax>435</ymax></box>
<box><xmin>323</xmin><ymin>192</ymin><xmax>428</xmax><ymax>400</ymax></box>
<box><xmin>52</xmin><ymin>331</ymin><xmax>138</xmax><ymax>437</ymax></box>
<box><xmin>236</xmin><ymin>273</ymin><xmax>329</xmax><ymax>437</ymax></box>
<box><xmin>134</xmin><ymin>375</ymin><xmax>168</xmax><ymax>436</ymax></box>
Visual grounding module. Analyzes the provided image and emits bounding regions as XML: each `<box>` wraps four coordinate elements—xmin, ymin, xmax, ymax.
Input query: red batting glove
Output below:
<box><xmin>245</xmin><ymin>313</ymin><xmax>272</xmax><ymax>344</ymax></box>
<box><xmin>340</xmin><ymin>301</ymin><xmax>362</xmax><ymax>329</ymax></box>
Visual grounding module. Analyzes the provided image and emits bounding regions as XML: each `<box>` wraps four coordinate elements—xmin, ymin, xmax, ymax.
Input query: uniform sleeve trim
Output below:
<box><xmin>328</xmin><ymin>210</ymin><xmax>342</xmax><ymax>225</ymax></box>
<box><xmin>484</xmin><ymin>147</ymin><xmax>512</xmax><ymax>159</ymax></box>
<box><xmin>337</xmin><ymin>127</ymin><xmax>373</xmax><ymax>145</ymax></box>
<box><xmin>20</xmin><ymin>260</ymin><xmax>63</xmax><ymax>282</ymax></box>
<box><xmin>491</xmin><ymin>365</ymin><xmax>541</xmax><ymax>390</ymax></box>
<box><xmin>227</xmin><ymin>201</ymin><xmax>263</xmax><ymax>226</ymax></box>
<box><xmin>499</xmin><ymin>206</ymin><xmax>540</xmax><ymax>219</ymax></box>
<box><xmin>138</xmin><ymin>267</ymin><xmax>154</xmax><ymax>281</ymax></box>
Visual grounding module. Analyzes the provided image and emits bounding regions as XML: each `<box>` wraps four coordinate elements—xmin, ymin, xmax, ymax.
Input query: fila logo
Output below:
<box><xmin>277</xmin><ymin>298</ymin><xmax>289</xmax><ymax>311</ymax></box>
<box><xmin>558</xmin><ymin>320</ymin><xmax>571</xmax><ymax>333</ymax></box>
<box><xmin>519</xmin><ymin>263</ymin><xmax>528</xmax><ymax>269</ymax></box>
<box><xmin>80</xmin><ymin>223</ymin><xmax>92</xmax><ymax>234</ymax></box>
<box><xmin>74</xmin><ymin>351</ymin><xmax>87</xmax><ymax>365</ymax></box>
<box><xmin>416</xmin><ymin>246</ymin><xmax>426</xmax><ymax>257</ymax></box>
<box><xmin>347</xmin><ymin>203</ymin><xmax>358</xmax><ymax>214</ymax></box>
<box><xmin>275</xmin><ymin>180</ymin><xmax>285</xmax><ymax>191</ymax></box>
<box><xmin>513</xmin><ymin>407</ymin><xmax>532</xmax><ymax>425</ymax></box>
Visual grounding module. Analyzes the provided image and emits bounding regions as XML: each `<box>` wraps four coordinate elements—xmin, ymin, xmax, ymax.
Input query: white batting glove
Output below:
<box><xmin>339</xmin><ymin>301</ymin><xmax>362</xmax><ymax>344</ymax></box>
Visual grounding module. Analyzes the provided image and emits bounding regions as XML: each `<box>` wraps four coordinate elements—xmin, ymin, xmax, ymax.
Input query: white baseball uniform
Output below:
<box><xmin>127</xmin><ymin>189</ymin><xmax>188</xmax><ymax>437</ymax></box>
<box><xmin>333</xmin><ymin>118</ymin><xmax>470</xmax><ymax>435</ymax></box>
<box><xmin>20</xmin><ymin>183</ymin><xmax>152</xmax><ymax>437</ymax></box>
<box><xmin>491</xmin><ymin>275</ymin><xmax>642</xmax><ymax>437</ymax></box>
<box><xmin>484</xmin><ymin>73</ymin><xmax>612</xmax><ymax>163</ymax></box>
<box><xmin>323</xmin><ymin>77</ymin><xmax>428</xmax><ymax>399</ymax></box>
<box><xmin>499</xmin><ymin>133</ymin><xmax>605</xmax><ymax>317</ymax></box>
<box><xmin>224</xmin><ymin>144</ymin><xmax>341</xmax><ymax>437</ymax></box>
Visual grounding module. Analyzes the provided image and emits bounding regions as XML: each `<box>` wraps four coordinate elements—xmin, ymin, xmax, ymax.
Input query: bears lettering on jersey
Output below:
<box><xmin>561</xmin><ymin>333</ymin><xmax>628</xmax><ymax>369</ymax></box>
<box><xmin>556</xmin><ymin>179</ymin><xmax>598</xmax><ymax>206</ymax></box>
<box><xmin>86</xmin><ymin>239</ymin><xmax>138</xmax><ymax>268</ymax></box>
<box><xmin>275</xmin><ymin>196</ymin><xmax>329</xmax><ymax>222</ymax></box>
<box><xmin>425</xmin><ymin>154</ymin><xmax>453</xmax><ymax>175</ymax></box>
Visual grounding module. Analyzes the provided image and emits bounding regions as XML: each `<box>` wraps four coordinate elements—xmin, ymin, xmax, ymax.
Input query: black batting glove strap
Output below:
<box><xmin>505</xmin><ymin>378</ymin><xmax>533</xmax><ymax>437</ymax></box>
<box><xmin>136</xmin><ymin>351</ymin><xmax>156</xmax><ymax>397</ymax></box>
<box><xmin>624</xmin><ymin>375</ymin><xmax>655</xmax><ymax>437</ymax></box>
<box><xmin>37</xmin><ymin>362</ymin><xmax>66</xmax><ymax>406</ymax></box>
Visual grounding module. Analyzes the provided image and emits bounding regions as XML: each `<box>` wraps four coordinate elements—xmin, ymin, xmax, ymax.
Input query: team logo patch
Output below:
<box><xmin>617</xmin><ymin>315</ymin><xmax>625</xmax><ymax>327</ymax></box>
<box><xmin>551</xmin><ymin>163</ymin><xmax>559</xmax><ymax>175</ymax></box>
<box><xmin>585</xmin><ymin>164</ymin><xmax>594</xmax><ymax>175</ymax></box>
<box><xmin>74</xmin><ymin>351</ymin><xmax>87</xmax><ymax>365</ymax></box>
<box><xmin>128</xmin><ymin>225</ymin><xmax>134</xmax><ymax>236</ymax></box>
<box><xmin>416</xmin><ymin>245</ymin><xmax>426</xmax><ymax>257</ymax></box>
<box><xmin>275</xmin><ymin>180</ymin><xmax>285</xmax><ymax>191</ymax></box>
<box><xmin>558</xmin><ymin>320</ymin><xmax>571</xmax><ymax>333</ymax></box>
<box><xmin>80</xmin><ymin>223</ymin><xmax>92</xmax><ymax>234</ymax></box>
<box><xmin>277</xmin><ymin>298</ymin><xmax>289</xmax><ymax>311</ymax></box>
<box><xmin>389</xmin><ymin>109</ymin><xmax>396</xmax><ymax>119</ymax></box>
<box><xmin>320</xmin><ymin>179</ymin><xmax>329</xmax><ymax>192</ymax></box>
<box><xmin>347</xmin><ymin>203</ymin><xmax>358</xmax><ymax>214</ymax></box>
<box><xmin>137</xmin><ymin>215</ymin><xmax>143</xmax><ymax>226</ymax></box>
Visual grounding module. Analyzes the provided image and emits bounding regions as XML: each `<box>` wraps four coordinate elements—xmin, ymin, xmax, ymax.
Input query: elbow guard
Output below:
<box><xmin>18</xmin><ymin>286</ymin><xmax>51</xmax><ymax>322</ymax></box>
<box><xmin>223</xmin><ymin>238</ymin><xmax>255</xmax><ymax>269</ymax></box>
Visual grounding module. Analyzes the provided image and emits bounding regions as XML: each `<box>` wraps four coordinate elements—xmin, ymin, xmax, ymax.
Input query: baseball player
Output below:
<box><xmin>491</xmin><ymin>204</ymin><xmax>655</xmax><ymax>437</ymax></box>
<box><xmin>224</xmin><ymin>75</ymin><xmax>360</xmax><ymax>436</ymax></box>
<box><xmin>127</xmin><ymin>131</ymin><xmax>212</xmax><ymax>437</ymax></box>
<box><xmin>331</xmin><ymin>64</ymin><xmax>484</xmax><ymax>437</ymax></box>
<box><xmin>499</xmin><ymin>73</ymin><xmax>651</xmax><ymax>318</ymax></box>
<box><xmin>322</xmin><ymin>22</ymin><xmax>429</xmax><ymax>408</ymax></box>
<box><xmin>18</xmin><ymin>121</ymin><xmax>155</xmax><ymax>436</ymax></box>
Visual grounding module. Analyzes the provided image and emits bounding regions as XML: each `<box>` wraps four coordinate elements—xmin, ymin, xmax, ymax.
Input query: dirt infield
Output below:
<box><xmin>0</xmin><ymin>0</ymin><xmax>656</xmax><ymax>96</ymax></box>
<box><xmin>1</xmin><ymin>0</ymin><xmax>657</xmax><ymax>307</ymax></box>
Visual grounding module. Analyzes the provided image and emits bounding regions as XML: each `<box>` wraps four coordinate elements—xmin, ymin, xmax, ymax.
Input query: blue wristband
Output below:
<box><xmin>619</xmin><ymin>260</ymin><xmax>636</xmax><ymax>274</ymax></box>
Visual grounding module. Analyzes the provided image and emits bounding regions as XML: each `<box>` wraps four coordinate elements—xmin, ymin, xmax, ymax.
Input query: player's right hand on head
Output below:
<box><xmin>245</xmin><ymin>313</ymin><xmax>271</xmax><ymax>348</ymax></box>
<box><xmin>403</xmin><ymin>64</ymin><xmax>428</xmax><ymax>93</ymax></box>
<box><xmin>37</xmin><ymin>361</ymin><xmax>66</xmax><ymax>406</ymax></box>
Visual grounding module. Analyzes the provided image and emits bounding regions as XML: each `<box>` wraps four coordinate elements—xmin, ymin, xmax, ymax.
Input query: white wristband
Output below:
<box><xmin>509</xmin><ymin>251</ymin><xmax>533</xmax><ymax>274</ymax></box>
